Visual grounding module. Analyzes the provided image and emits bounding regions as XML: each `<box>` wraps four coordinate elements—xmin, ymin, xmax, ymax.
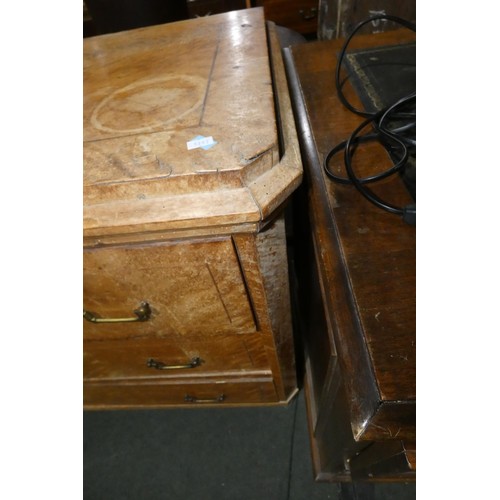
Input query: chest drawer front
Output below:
<box><xmin>83</xmin><ymin>237</ymin><xmax>256</xmax><ymax>340</ymax></box>
<box><xmin>84</xmin><ymin>335</ymin><xmax>270</xmax><ymax>380</ymax></box>
<box><xmin>84</xmin><ymin>377</ymin><xmax>278</xmax><ymax>408</ymax></box>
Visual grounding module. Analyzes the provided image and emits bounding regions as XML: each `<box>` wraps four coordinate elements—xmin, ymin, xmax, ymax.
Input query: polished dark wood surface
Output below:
<box><xmin>285</xmin><ymin>29</ymin><xmax>415</xmax><ymax>480</ymax></box>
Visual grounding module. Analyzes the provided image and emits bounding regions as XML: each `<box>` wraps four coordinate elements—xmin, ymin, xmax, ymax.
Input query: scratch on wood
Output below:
<box><xmin>371</xmin><ymin>423</ymin><xmax>395</xmax><ymax>437</ymax></box>
<box><xmin>390</xmin><ymin>353</ymin><xmax>409</xmax><ymax>361</ymax></box>
<box><xmin>205</xmin><ymin>262</ymin><xmax>232</xmax><ymax>323</ymax></box>
<box><xmin>199</xmin><ymin>41</ymin><xmax>220</xmax><ymax>126</ymax></box>
<box><xmin>242</xmin><ymin>339</ymin><xmax>256</xmax><ymax>367</ymax></box>
<box><xmin>162</xmin><ymin>302</ymin><xmax>186</xmax><ymax>335</ymax></box>
<box><xmin>244</xmin><ymin>145</ymin><xmax>275</xmax><ymax>163</ymax></box>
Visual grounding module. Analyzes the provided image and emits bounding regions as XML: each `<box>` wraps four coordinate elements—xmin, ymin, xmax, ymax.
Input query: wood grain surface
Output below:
<box><xmin>84</xmin><ymin>9</ymin><xmax>302</xmax><ymax>239</ymax></box>
<box><xmin>286</xmin><ymin>28</ymin><xmax>415</xmax><ymax>479</ymax></box>
<box><xmin>83</xmin><ymin>14</ymin><xmax>301</xmax><ymax>409</ymax></box>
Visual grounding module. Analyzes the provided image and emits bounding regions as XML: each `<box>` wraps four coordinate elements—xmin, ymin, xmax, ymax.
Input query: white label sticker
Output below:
<box><xmin>187</xmin><ymin>136</ymin><xmax>216</xmax><ymax>150</ymax></box>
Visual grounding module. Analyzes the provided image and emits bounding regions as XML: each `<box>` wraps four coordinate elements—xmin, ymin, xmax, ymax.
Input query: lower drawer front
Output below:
<box><xmin>84</xmin><ymin>334</ymin><xmax>270</xmax><ymax>380</ymax></box>
<box><xmin>84</xmin><ymin>377</ymin><xmax>278</xmax><ymax>408</ymax></box>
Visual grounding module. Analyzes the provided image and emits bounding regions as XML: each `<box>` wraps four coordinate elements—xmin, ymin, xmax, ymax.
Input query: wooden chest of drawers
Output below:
<box><xmin>83</xmin><ymin>9</ymin><xmax>302</xmax><ymax>409</ymax></box>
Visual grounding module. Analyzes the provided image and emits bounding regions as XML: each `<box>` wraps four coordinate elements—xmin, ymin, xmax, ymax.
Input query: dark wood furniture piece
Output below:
<box><xmin>84</xmin><ymin>0</ymin><xmax>190</xmax><ymax>35</ymax></box>
<box><xmin>316</xmin><ymin>0</ymin><xmax>416</xmax><ymax>40</ymax></box>
<box><xmin>83</xmin><ymin>9</ymin><xmax>302</xmax><ymax>409</ymax></box>
<box><xmin>83</xmin><ymin>0</ymin><xmax>250</xmax><ymax>37</ymax></box>
<box><xmin>186</xmin><ymin>0</ymin><xmax>248</xmax><ymax>18</ymax></box>
<box><xmin>284</xmin><ymin>29</ymin><xmax>416</xmax><ymax>481</ymax></box>
<box><xmin>257</xmin><ymin>0</ymin><xmax>319</xmax><ymax>35</ymax></box>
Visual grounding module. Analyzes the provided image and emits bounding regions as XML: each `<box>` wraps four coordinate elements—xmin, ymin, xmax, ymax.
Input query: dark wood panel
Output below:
<box><xmin>337</xmin><ymin>0</ymin><xmax>416</xmax><ymax>37</ymax></box>
<box><xmin>289</xmin><ymin>28</ymin><xmax>415</xmax><ymax>432</ymax></box>
<box><xmin>318</xmin><ymin>0</ymin><xmax>416</xmax><ymax>40</ymax></box>
<box><xmin>84</xmin><ymin>0</ymin><xmax>189</xmax><ymax>35</ymax></box>
<box><xmin>187</xmin><ymin>0</ymin><xmax>247</xmax><ymax>18</ymax></box>
<box><xmin>285</xmin><ymin>28</ymin><xmax>415</xmax><ymax>480</ymax></box>
<box><xmin>348</xmin><ymin>440</ymin><xmax>415</xmax><ymax>480</ymax></box>
<box><xmin>363</xmin><ymin>401</ymin><xmax>416</xmax><ymax>442</ymax></box>
<box><xmin>303</xmin><ymin>365</ymin><xmax>367</xmax><ymax>480</ymax></box>
<box><xmin>261</xmin><ymin>0</ymin><xmax>319</xmax><ymax>34</ymax></box>
<box><xmin>292</xmin><ymin>181</ymin><xmax>339</xmax><ymax>429</ymax></box>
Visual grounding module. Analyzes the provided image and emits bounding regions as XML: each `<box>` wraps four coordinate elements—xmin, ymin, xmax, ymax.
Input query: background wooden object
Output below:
<box><xmin>186</xmin><ymin>0</ymin><xmax>247</xmax><ymax>18</ymax></box>
<box><xmin>257</xmin><ymin>0</ymin><xmax>320</xmax><ymax>35</ymax></box>
<box><xmin>285</xmin><ymin>28</ymin><xmax>415</xmax><ymax>480</ymax></box>
<box><xmin>317</xmin><ymin>0</ymin><xmax>416</xmax><ymax>40</ymax></box>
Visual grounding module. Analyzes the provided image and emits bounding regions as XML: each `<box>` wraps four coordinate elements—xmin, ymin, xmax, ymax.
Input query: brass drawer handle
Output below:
<box><xmin>299</xmin><ymin>8</ymin><xmax>317</xmax><ymax>20</ymax></box>
<box><xmin>184</xmin><ymin>394</ymin><xmax>225</xmax><ymax>404</ymax></box>
<box><xmin>147</xmin><ymin>357</ymin><xmax>202</xmax><ymax>370</ymax></box>
<box><xmin>83</xmin><ymin>301</ymin><xmax>151</xmax><ymax>323</ymax></box>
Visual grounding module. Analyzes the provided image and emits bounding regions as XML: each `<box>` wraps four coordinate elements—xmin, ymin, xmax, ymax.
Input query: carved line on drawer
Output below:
<box><xmin>230</xmin><ymin>235</ymin><xmax>262</xmax><ymax>331</ymax></box>
<box><xmin>83</xmin><ymin>223</ymin><xmax>261</xmax><ymax>248</ymax></box>
<box><xmin>84</xmin><ymin>373</ymin><xmax>275</xmax><ymax>386</ymax></box>
<box><xmin>205</xmin><ymin>262</ymin><xmax>233</xmax><ymax>324</ymax></box>
<box><xmin>83</xmin><ymin>327</ymin><xmax>259</xmax><ymax>342</ymax></box>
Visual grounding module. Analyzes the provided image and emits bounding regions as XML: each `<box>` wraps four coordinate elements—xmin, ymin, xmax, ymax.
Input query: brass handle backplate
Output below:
<box><xmin>83</xmin><ymin>301</ymin><xmax>151</xmax><ymax>323</ymax></box>
<box><xmin>184</xmin><ymin>394</ymin><xmax>225</xmax><ymax>404</ymax></box>
<box><xmin>147</xmin><ymin>357</ymin><xmax>202</xmax><ymax>370</ymax></box>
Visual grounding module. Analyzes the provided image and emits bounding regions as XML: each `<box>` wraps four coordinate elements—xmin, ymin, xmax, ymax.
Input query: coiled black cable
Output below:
<box><xmin>324</xmin><ymin>14</ymin><xmax>416</xmax><ymax>225</ymax></box>
<box><xmin>335</xmin><ymin>14</ymin><xmax>416</xmax><ymax>118</ymax></box>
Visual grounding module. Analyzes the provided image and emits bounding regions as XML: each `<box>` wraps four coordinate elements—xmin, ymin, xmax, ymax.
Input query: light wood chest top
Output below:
<box><xmin>83</xmin><ymin>9</ymin><xmax>302</xmax><ymax>240</ymax></box>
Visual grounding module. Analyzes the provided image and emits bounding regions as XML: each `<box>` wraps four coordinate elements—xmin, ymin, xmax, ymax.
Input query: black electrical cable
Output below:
<box><xmin>335</xmin><ymin>15</ymin><xmax>416</xmax><ymax>118</ymax></box>
<box><xmin>323</xmin><ymin>115</ymin><xmax>408</xmax><ymax>185</ymax></box>
<box><xmin>375</xmin><ymin>92</ymin><xmax>416</xmax><ymax>155</ymax></box>
<box><xmin>323</xmin><ymin>14</ymin><xmax>416</xmax><ymax>224</ymax></box>
<box><xmin>344</xmin><ymin>94</ymin><xmax>415</xmax><ymax>216</ymax></box>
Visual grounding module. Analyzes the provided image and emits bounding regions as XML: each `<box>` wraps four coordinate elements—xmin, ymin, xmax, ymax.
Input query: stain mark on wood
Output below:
<box><xmin>90</xmin><ymin>75</ymin><xmax>206</xmax><ymax>135</ymax></box>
